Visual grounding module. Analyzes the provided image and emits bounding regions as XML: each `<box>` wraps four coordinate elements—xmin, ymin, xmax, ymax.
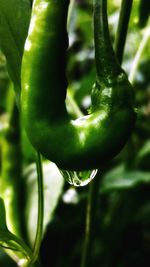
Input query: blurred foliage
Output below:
<box><xmin>0</xmin><ymin>0</ymin><xmax>30</xmax><ymax>104</ymax></box>
<box><xmin>0</xmin><ymin>0</ymin><xmax>149</xmax><ymax>266</ymax></box>
<box><xmin>24</xmin><ymin>161</ymin><xmax>64</xmax><ymax>245</ymax></box>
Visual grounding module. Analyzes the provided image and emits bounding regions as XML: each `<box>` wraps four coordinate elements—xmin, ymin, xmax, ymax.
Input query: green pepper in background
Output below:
<box><xmin>0</xmin><ymin>100</ymin><xmax>22</xmax><ymax>237</ymax></box>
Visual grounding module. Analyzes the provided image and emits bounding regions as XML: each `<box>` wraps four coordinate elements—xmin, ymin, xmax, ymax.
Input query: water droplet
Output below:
<box><xmin>59</xmin><ymin>169</ymin><xmax>98</xmax><ymax>187</ymax></box>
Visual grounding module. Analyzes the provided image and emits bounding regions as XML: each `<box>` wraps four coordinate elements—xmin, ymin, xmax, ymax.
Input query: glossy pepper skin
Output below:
<box><xmin>21</xmin><ymin>0</ymin><xmax>136</xmax><ymax>171</ymax></box>
<box><xmin>1</xmin><ymin>105</ymin><xmax>22</xmax><ymax>236</ymax></box>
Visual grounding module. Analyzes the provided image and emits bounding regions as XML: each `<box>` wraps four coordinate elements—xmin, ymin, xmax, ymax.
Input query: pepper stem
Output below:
<box><xmin>94</xmin><ymin>0</ymin><xmax>121</xmax><ymax>83</ymax></box>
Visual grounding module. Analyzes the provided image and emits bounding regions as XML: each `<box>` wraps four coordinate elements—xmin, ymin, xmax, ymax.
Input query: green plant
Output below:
<box><xmin>0</xmin><ymin>0</ymin><xmax>149</xmax><ymax>267</ymax></box>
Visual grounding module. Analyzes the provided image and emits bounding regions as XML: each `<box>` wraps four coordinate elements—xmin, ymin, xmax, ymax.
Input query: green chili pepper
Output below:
<box><xmin>21</xmin><ymin>0</ymin><xmax>136</xmax><ymax>171</ymax></box>
<box><xmin>1</xmin><ymin>103</ymin><xmax>22</xmax><ymax>237</ymax></box>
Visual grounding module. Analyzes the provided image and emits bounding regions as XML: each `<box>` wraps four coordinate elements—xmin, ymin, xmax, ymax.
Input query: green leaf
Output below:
<box><xmin>0</xmin><ymin>0</ymin><xmax>31</xmax><ymax>102</ymax></box>
<box><xmin>0</xmin><ymin>230</ymin><xmax>31</xmax><ymax>260</ymax></box>
<box><xmin>136</xmin><ymin>140</ymin><xmax>150</xmax><ymax>170</ymax></box>
<box><xmin>24</xmin><ymin>161</ymin><xmax>64</xmax><ymax>245</ymax></box>
<box><xmin>0</xmin><ymin>198</ymin><xmax>31</xmax><ymax>260</ymax></box>
<box><xmin>100</xmin><ymin>165</ymin><xmax>150</xmax><ymax>193</ymax></box>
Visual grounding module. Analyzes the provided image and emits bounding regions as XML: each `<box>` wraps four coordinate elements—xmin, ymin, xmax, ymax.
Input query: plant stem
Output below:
<box><xmin>114</xmin><ymin>0</ymin><xmax>133</xmax><ymax>64</ymax></box>
<box><xmin>32</xmin><ymin>152</ymin><xmax>44</xmax><ymax>264</ymax></box>
<box><xmin>80</xmin><ymin>175</ymin><xmax>100</xmax><ymax>267</ymax></box>
<box><xmin>94</xmin><ymin>0</ymin><xmax>122</xmax><ymax>82</ymax></box>
<box><xmin>80</xmin><ymin>182</ymin><xmax>94</xmax><ymax>267</ymax></box>
<box><xmin>67</xmin><ymin>0</ymin><xmax>76</xmax><ymax>29</ymax></box>
<box><xmin>129</xmin><ymin>23</ymin><xmax>150</xmax><ymax>83</ymax></box>
<box><xmin>67</xmin><ymin>90</ymin><xmax>83</xmax><ymax>117</ymax></box>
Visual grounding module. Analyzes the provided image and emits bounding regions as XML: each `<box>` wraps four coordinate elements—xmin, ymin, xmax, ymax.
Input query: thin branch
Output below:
<box><xmin>32</xmin><ymin>152</ymin><xmax>44</xmax><ymax>264</ymax></box>
<box><xmin>80</xmin><ymin>182</ymin><xmax>93</xmax><ymax>267</ymax></box>
<box><xmin>129</xmin><ymin>24</ymin><xmax>150</xmax><ymax>83</ymax></box>
<box><xmin>114</xmin><ymin>0</ymin><xmax>133</xmax><ymax>64</ymax></box>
